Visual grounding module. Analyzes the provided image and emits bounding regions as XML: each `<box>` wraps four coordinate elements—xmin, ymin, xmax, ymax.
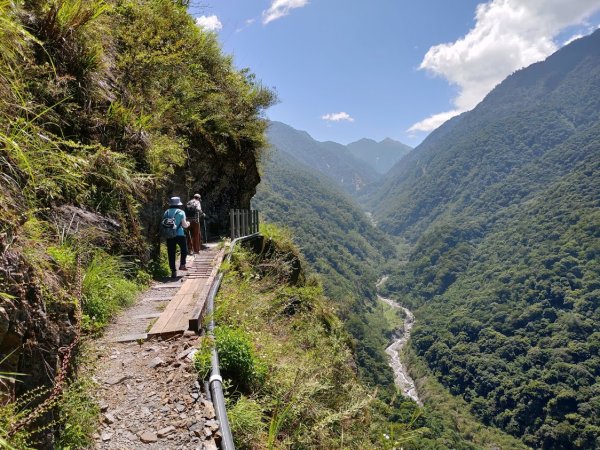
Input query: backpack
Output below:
<box><xmin>160</xmin><ymin>209</ymin><xmax>179</xmax><ymax>239</ymax></box>
<box><xmin>185</xmin><ymin>200</ymin><xmax>199</xmax><ymax>221</ymax></box>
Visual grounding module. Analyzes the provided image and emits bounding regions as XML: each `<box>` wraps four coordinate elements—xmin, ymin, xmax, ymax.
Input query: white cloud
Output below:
<box><xmin>322</xmin><ymin>112</ymin><xmax>355</xmax><ymax>122</ymax></box>
<box><xmin>409</xmin><ymin>0</ymin><xmax>600</xmax><ymax>132</ymax></box>
<box><xmin>408</xmin><ymin>110</ymin><xmax>462</xmax><ymax>133</ymax></box>
<box><xmin>263</xmin><ymin>0</ymin><xmax>309</xmax><ymax>24</ymax></box>
<box><xmin>196</xmin><ymin>15</ymin><xmax>222</xmax><ymax>32</ymax></box>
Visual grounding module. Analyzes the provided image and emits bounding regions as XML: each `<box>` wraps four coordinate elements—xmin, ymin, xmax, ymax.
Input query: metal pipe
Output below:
<box><xmin>206</xmin><ymin>232</ymin><xmax>261</xmax><ymax>450</ymax></box>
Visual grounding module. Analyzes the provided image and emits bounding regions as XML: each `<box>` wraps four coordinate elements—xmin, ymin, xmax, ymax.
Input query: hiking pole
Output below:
<box><xmin>203</xmin><ymin>216</ymin><xmax>208</xmax><ymax>245</ymax></box>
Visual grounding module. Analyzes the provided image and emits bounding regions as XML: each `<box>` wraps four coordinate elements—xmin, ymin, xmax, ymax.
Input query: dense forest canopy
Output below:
<box><xmin>372</xmin><ymin>30</ymin><xmax>600</xmax><ymax>449</ymax></box>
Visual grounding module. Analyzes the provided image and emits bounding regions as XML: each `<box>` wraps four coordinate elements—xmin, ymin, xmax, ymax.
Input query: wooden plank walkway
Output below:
<box><xmin>147</xmin><ymin>245</ymin><xmax>224</xmax><ymax>338</ymax></box>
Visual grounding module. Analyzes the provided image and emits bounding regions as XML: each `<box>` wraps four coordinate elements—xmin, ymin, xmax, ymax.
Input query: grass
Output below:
<box><xmin>54</xmin><ymin>376</ymin><xmax>100</xmax><ymax>450</ymax></box>
<box><xmin>203</xmin><ymin>235</ymin><xmax>384</xmax><ymax>449</ymax></box>
<box><xmin>379</xmin><ymin>298</ymin><xmax>405</xmax><ymax>332</ymax></box>
<box><xmin>81</xmin><ymin>251</ymin><xmax>141</xmax><ymax>332</ymax></box>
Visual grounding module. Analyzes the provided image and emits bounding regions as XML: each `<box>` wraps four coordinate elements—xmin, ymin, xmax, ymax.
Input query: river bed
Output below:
<box><xmin>377</xmin><ymin>277</ymin><xmax>422</xmax><ymax>405</ymax></box>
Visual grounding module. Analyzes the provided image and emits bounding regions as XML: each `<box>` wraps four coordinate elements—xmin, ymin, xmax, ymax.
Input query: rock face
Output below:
<box><xmin>140</xmin><ymin>138</ymin><xmax>263</xmax><ymax>244</ymax></box>
<box><xmin>0</xmin><ymin>246</ymin><xmax>77</xmax><ymax>450</ymax></box>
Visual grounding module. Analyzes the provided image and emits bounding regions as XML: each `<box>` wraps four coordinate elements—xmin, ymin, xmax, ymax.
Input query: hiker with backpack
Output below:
<box><xmin>185</xmin><ymin>193</ymin><xmax>205</xmax><ymax>254</ymax></box>
<box><xmin>161</xmin><ymin>196</ymin><xmax>189</xmax><ymax>278</ymax></box>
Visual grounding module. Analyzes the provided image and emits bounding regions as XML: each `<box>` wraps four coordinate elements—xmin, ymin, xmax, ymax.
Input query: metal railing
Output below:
<box><xmin>206</xmin><ymin>231</ymin><xmax>261</xmax><ymax>450</ymax></box>
<box><xmin>230</xmin><ymin>209</ymin><xmax>259</xmax><ymax>239</ymax></box>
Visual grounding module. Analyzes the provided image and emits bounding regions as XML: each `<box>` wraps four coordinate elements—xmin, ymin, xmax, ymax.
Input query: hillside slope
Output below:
<box><xmin>253</xmin><ymin>140</ymin><xmax>529</xmax><ymax>450</ymax></box>
<box><xmin>0</xmin><ymin>1</ymin><xmax>272</xmax><ymax>447</ymax></box>
<box><xmin>374</xmin><ymin>30</ymin><xmax>600</xmax><ymax>449</ymax></box>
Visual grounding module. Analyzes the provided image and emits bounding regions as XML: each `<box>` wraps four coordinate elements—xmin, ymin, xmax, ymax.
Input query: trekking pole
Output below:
<box><xmin>203</xmin><ymin>216</ymin><xmax>208</xmax><ymax>245</ymax></box>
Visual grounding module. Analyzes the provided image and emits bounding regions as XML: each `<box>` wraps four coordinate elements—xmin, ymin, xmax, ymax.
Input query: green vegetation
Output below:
<box><xmin>0</xmin><ymin>0</ymin><xmax>272</xmax><ymax>447</ymax></box>
<box><xmin>81</xmin><ymin>252</ymin><xmax>141</xmax><ymax>332</ymax></box>
<box><xmin>372</xmin><ymin>30</ymin><xmax>600</xmax><ymax>449</ymax></box>
<box><xmin>203</xmin><ymin>234</ymin><xmax>412</xmax><ymax>449</ymax></box>
<box><xmin>266</xmin><ymin>121</ymin><xmax>380</xmax><ymax>194</ymax></box>
<box><xmin>54</xmin><ymin>377</ymin><xmax>100</xmax><ymax>450</ymax></box>
<box><xmin>346</xmin><ymin>137</ymin><xmax>412</xmax><ymax>175</ymax></box>
<box><xmin>201</xmin><ymin>228</ymin><xmax>528</xmax><ymax>449</ymax></box>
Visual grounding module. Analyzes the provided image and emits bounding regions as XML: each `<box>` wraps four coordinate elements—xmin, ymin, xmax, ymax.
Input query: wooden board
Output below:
<box><xmin>147</xmin><ymin>248</ymin><xmax>224</xmax><ymax>338</ymax></box>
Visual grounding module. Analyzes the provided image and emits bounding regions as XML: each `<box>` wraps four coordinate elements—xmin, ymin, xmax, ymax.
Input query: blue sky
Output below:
<box><xmin>190</xmin><ymin>1</ymin><xmax>600</xmax><ymax>146</ymax></box>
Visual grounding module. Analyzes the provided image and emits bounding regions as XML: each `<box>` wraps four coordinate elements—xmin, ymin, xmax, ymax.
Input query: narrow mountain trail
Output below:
<box><xmin>377</xmin><ymin>277</ymin><xmax>422</xmax><ymax>406</ymax></box>
<box><xmin>88</xmin><ymin>247</ymin><xmax>222</xmax><ymax>450</ymax></box>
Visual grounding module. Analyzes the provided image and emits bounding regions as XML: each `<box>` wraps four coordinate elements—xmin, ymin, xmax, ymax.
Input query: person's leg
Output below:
<box><xmin>190</xmin><ymin>221</ymin><xmax>200</xmax><ymax>253</ymax></box>
<box><xmin>185</xmin><ymin>228</ymin><xmax>193</xmax><ymax>254</ymax></box>
<box><xmin>197</xmin><ymin>220</ymin><xmax>203</xmax><ymax>249</ymax></box>
<box><xmin>166</xmin><ymin>238</ymin><xmax>177</xmax><ymax>277</ymax></box>
<box><xmin>177</xmin><ymin>235</ymin><xmax>188</xmax><ymax>269</ymax></box>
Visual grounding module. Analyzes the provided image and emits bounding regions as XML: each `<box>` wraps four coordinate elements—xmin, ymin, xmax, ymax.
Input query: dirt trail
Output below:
<box><xmin>89</xmin><ymin>253</ymin><xmax>220</xmax><ymax>450</ymax></box>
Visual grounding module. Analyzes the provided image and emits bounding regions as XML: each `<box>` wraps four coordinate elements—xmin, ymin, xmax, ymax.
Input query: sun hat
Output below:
<box><xmin>193</xmin><ymin>193</ymin><xmax>201</xmax><ymax>199</ymax></box>
<box><xmin>169</xmin><ymin>196</ymin><xmax>183</xmax><ymax>207</ymax></box>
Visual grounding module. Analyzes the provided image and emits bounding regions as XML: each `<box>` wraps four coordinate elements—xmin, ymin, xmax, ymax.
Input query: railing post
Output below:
<box><xmin>230</xmin><ymin>209</ymin><xmax>261</xmax><ymax>239</ymax></box>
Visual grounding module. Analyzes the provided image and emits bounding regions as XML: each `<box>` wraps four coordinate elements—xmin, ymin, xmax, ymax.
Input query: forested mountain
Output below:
<box><xmin>267</xmin><ymin>121</ymin><xmax>379</xmax><ymax>193</ymax></box>
<box><xmin>374</xmin><ymin>30</ymin><xmax>600</xmax><ymax>449</ymax></box>
<box><xmin>347</xmin><ymin>137</ymin><xmax>412</xmax><ymax>174</ymax></box>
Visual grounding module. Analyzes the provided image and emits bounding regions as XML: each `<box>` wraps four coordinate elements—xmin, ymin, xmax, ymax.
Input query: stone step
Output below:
<box><xmin>132</xmin><ymin>313</ymin><xmax>162</xmax><ymax>319</ymax></box>
<box><xmin>113</xmin><ymin>333</ymin><xmax>148</xmax><ymax>343</ymax></box>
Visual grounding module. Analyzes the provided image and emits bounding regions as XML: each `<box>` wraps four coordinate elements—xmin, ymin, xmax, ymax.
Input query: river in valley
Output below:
<box><xmin>377</xmin><ymin>277</ymin><xmax>422</xmax><ymax>405</ymax></box>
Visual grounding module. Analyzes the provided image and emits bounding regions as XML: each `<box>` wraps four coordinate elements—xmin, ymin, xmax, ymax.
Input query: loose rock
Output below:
<box><xmin>157</xmin><ymin>425</ymin><xmax>176</xmax><ymax>438</ymax></box>
<box><xmin>138</xmin><ymin>431</ymin><xmax>158</xmax><ymax>443</ymax></box>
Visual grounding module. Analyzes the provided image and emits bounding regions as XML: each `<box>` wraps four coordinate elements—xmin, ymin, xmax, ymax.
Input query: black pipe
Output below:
<box><xmin>206</xmin><ymin>232</ymin><xmax>260</xmax><ymax>450</ymax></box>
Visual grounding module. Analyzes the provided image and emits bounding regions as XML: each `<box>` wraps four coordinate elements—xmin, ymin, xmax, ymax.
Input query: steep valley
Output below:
<box><xmin>256</xmin><ymin>30</ymin><xmax>600</xmax><ymax>450</ymax></box>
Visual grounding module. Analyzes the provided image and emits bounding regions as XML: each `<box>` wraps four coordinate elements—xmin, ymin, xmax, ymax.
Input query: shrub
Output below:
<box><xmin>214</xmin><ymin>326</ymin><xmax>265</xmax><ymax>392</ymax></box>
<box><xmin>55</xmin><ymin>377</ymin><xmax>100</xmax><ymax>450</ymax></box>
<box><xmin>193</xmin><ymin>336</ymin><xmax>213</xmax><ymax>380</ymax></box>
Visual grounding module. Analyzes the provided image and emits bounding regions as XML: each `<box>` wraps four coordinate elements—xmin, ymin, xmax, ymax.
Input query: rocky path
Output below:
<box><xmin>89</xmin><ymin>253</ymin><xmax>221</xmax><ymax>450</ymax></box>
<box><xmin>377</xmin><ymin>277</ymin><xmax>422</xmax><ymax>406</ymax></box>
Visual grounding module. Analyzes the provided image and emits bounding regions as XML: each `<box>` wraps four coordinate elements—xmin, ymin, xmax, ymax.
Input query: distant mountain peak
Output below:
<box><xmin>351</xmin><ymin>137</ymin><xmax>377</xmax><ymax>145</ymax></box>
<box><xmin>347</xmin><ymin>138</ymin><xmax>413</xmax><ymax>174</ymax></box>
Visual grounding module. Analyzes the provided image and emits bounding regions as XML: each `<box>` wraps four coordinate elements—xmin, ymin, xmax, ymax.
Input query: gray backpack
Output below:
<box><xmin>160</xmin><ymin>210</ymin><xmax>179</xmax><ymax>239</ymax></box>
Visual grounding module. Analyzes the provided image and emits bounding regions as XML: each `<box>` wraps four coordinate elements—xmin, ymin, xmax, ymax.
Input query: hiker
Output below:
<box><xmin>185</xmin><ymin>193</ymin><xmax>204</xmax><ymax>254</ymax></box>
<box><xmin>162</xmin><ymin>197</ymin><xmax>189</xmax><ymax>278</ymax></box>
